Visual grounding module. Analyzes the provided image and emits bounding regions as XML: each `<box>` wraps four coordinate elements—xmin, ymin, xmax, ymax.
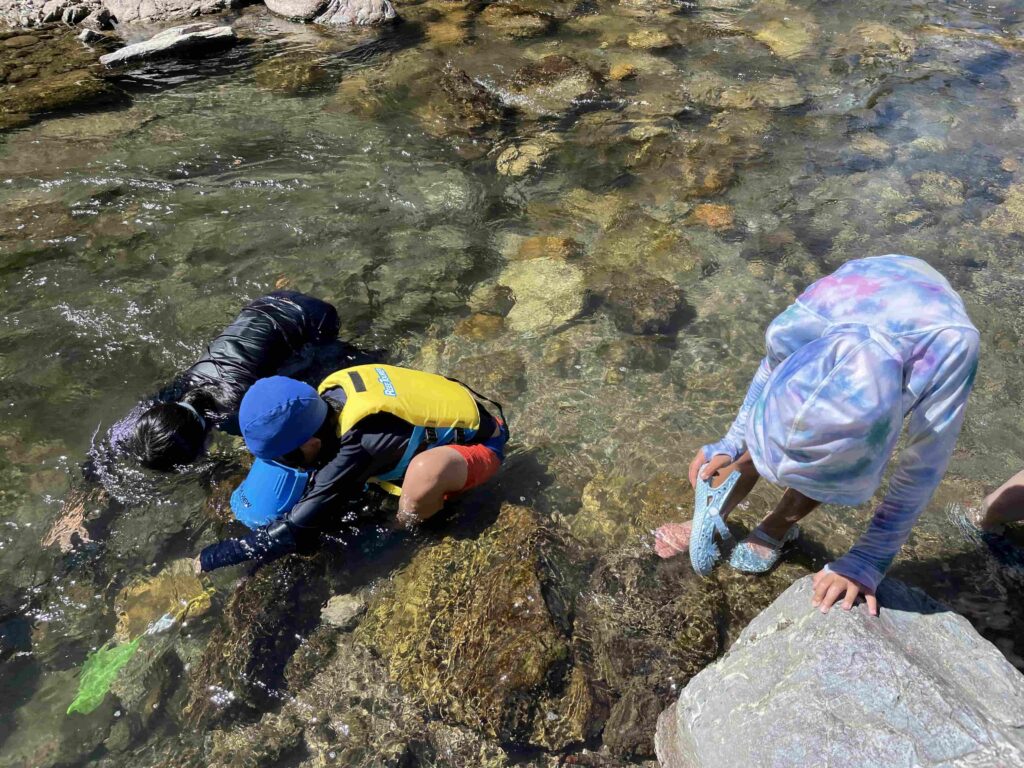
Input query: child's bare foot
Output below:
<box><xmin>653</xmin><ymin>521</ymin><xmax>692</xmax><ymax>558</ymax></box>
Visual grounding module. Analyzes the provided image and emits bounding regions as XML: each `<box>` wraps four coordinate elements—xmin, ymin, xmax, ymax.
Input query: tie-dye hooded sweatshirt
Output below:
<box><xmin>703</xmin><ymin>255</ymin><xmax>979</xmax><ymax>592</ymax></box>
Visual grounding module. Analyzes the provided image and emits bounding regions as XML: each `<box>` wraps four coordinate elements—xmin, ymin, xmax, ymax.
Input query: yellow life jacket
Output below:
<box><xmin>317</xmin><ymin>365</ymin><xmax>481</xmax><ymax>496</ymax></box>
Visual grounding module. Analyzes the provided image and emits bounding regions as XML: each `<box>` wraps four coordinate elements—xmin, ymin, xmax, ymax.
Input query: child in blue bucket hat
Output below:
<box><xmin>654</xmin><ymin>255</ymin><xmax>979</xmax><ymax>616</ymax></box>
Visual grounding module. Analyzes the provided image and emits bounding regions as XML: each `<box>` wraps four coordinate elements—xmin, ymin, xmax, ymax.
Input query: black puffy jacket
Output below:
<box><xmin>156</xmin><ymin>291</ymin><xmax>340</xmax><ymax>432</ymax></box>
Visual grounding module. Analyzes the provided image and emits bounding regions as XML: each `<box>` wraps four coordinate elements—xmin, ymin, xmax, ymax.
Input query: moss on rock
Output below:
<box><xmin>357</xmin><ymin>504</ymin><xmax>597</xmax><ymax>749</ymax></box>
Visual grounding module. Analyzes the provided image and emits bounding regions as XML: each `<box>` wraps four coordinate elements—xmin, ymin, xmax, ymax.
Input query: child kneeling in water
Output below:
<box><xmin>196</xmin><ymin>365</ymin><xmax>508</xmax><ymax>572</ymax></box>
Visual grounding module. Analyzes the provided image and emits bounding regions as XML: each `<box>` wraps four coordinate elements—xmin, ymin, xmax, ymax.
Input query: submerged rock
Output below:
<box><xmin>186</xmin><ymin>554</ymin><xmax>329</xmax><ymax>723</ymax></box>
<box><xmin>253</xmin><ymin>52</ymin><xmax>330</xmax><ymax>95</ymax></box>
<box><xmin>321</xmin><ymin>592</ymin><xmax>367</xmax><ymax>630</ymax></box>
<box><xmin>478</xmin><ymin>3</ymin><xmax>554</xmax><ymax>39</ymax></box>
<box><xmin>417</xmin><ymin>66</ymin><xmax>508</xmax><ymax>140</ymax></box>
<box><xmin>496</xmin><ymin>140</ymin><xmax>554</xmax><ymax>177</ymax></box>
<box><xmin>497</xmin><ymin>256</ymin><xmax>587</xmax><ymax>335</ymax></box>
<box><xmin>597</xmin><ymin>271</ymin><xmax>691</xmax><ymax>336</ymax></box>
<box><xmin>99</xmin><ymin>23</ymin><xmax>237</xmax><ymax>67</ymax></box>
<box><xmin>982</xmin><ymin>182</ymin><xmax>1024</xmax><ymax>234</ymax></box>
<box><xmin>578</xmin><ymin>548</ymin><xmax>810</xmax><ymax>760</ymax></box>
<box><xmin>0</xmin><ymin>27</ymin><xmax>122</xmax><ymax>129</ymax></box>
<box><xmin>656</xmin><ymin>577</ymin><xmax>1024</xmax><ymax>768</ymax></box>
<box><xmin>502</xmin><ymin>54</ymin><xmax>600</xmax><ymax>118</ymax></box>
<box><xmin>114</xmin><ymin>558</ymin><xmax>212</xmax><ymax>642</ymax></box>
<box><xmin>357</xmin><ymin>504</ymin><xmax>598</xmax><ymax>749</ymax></box>
<box><xmin>449</xmin><ymin>349</ymin><xmax>527</xmax><ymax>403</ymax></box>
<box><xmin>832</xmin><ymin>21</ymin><xmax>916</xmax><ymax>66</ymax></box>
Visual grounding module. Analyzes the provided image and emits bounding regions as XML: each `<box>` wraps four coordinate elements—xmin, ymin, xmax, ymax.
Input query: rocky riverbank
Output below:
<box><xmin>656</xmin><ymin>577</ymin><xmax>1024</xmax><ymax>768</ymax></box>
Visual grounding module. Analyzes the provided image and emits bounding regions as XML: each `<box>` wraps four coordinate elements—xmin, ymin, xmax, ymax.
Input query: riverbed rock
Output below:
<box><xmin>321</xmin><ymin>592</ymin><xmax>367</xmax><ymax>630</ymax></box>
<box><xmin>502</xmin><ymin>54</ymin><xmax>600</xmax><ymax>118</ymax></box>
<box><xmin>598</xmin><ymin>270</ymin><xmax>690</xmax><ymax>335</ymax></box>
<box><xmin>99</xmin><ymin>23</ymin><xmax>237</xmax><ymax>67</ymax></box>
<box><xmin>449</xmin><ymin>349</ymin><xmax>528</xmax><ymax>403</ymax></box>
<box><xmin>497</xmin><ymin>256</ymin><xmax>587</xmax><ymax>334</ymax></box>
<box><xmin>357</xmin><ymin>504</ymin><xmax>598</xmax><ymax>750</ymax></box>
<box><xmin>103</xmin><ymin>0</ymin><xmax>240</xmax><ymax>24</ymax></box>
<box><xmin>832</xmin><ymin>21</ymin><xmax>916</xmax><ymax>66</ymax></box>
<box><xmin>417</xmin><ymin>65</ymin><xmax>508</xmax><ymax>140</ymax></box>
<box><xmin>655</xmin><ymin>576</ymin><xmax>1024</xmax><ymax>768</ymax></box>
<box><xmin>0</xmin><ymin>27</ymin><xmax>122</xmax><ymax>129</ymax></box>
<box><xmin>579</xmin><ymin>548</ymin><xmax>810</xmax><ymax>760</ymax></box>
<box><xmin>982</xmin><ymin>182</ymin><xmax>1024</xmax><ymax>235</ymax></box>
<box><xmin>478</xmin><ymin>3</ymin><xmax>553</xmax><ymax>39</ymax></box>
<box><xmin>682</xmin><ymin>70</ymin><xmax>806</xmax><ymax>110</ymax></box>
<box><xmin>113</xmin><ymin>558</ymin><xmax>212</xmax><ymax>642</ymax></box>
<box><xmin>496</xmin><ymin>140</ymin><xmax>553</xmax><ymax>176</ymax></box>
<box><xmin>265</xmin><ymin>0</ymin><xmax>327</xmax><ymax>21</ymax></box>
<box><xmin>315</xmin><ymin>0</ymin><xmax>397</xmax><ymax>26</ymax></box>
<box><xmin>186</xmin><ymin>554</ymin><xmax>329</xmax><ymax>723</ymax></box>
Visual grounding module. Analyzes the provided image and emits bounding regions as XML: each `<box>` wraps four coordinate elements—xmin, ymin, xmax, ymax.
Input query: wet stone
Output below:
<box><xmin>502</xmin><ymin>54</ymin><xmax>600</xmax><ymax>118</ymax></box>
<box><xmin>254</xmin><ymin>53</ymin><xmax>330</xmax><ymax>96</ymax></box>
<box><xmin>356</xmin><ymin>504</ymin><xmax>594</xmax><ymax>749</ymax></box>
<box><xmin>186</xmin><ymin>554</ymin><xmax>330</xmax><ymax>724</ymax></box>
<box><xmin>453</xmin><ymin>312</ymin><xmax>505</xmax><ymax>340</ymax></box>
<box><xmin>0</xmin><ymin>26</ymin><xmax>122</xmax><ymax>127</ymax></box>
<box><xmin>911</xmin><ymin>171</ymin><xmax>965</xmax><ymax>207</ymax></box>
<box><xmin>512</xmin><ymin>235</ymin><xmax>581</xmax><ymax>261</ymax></box>
<box><xmin>449</xmin><ymin>349</ymin><xmax>527</xmax><ymax>402</ymax></box>
<box><xmin>418</xmin><ymin>66</ymin><xmax>508</xmax><ymax>140</ymax></box>
<box><xmin>497</xmin><ymin>256</ymin><xmax>587</xmax><ymax>335</ymax></box>
<box><xmin>478</xmin><ymin>3</ymin><xmax>554</xmax><ymax>39</ymax></box>
<box><xmin>496</xmin><ymin>140</ymin><xmax>552</xmax><ymax>176</ymax></box>
<box><xmin>688</xmin><ymin>203</ymin><xmax>735</xmax><ymax>230</ymax></box>
<box><xmin>626</xmin><ymin>29</ymin><xmax>674</xmax><ymax>50</ymax></box>
<box><xmin>265</xmin><ymin>0</ymin><xmax>329</xmax><ymax>21</ymax></box>
<box><xmin>832</xmin><ymin>21</ymin><xmax>916</xmax><ymax>66</ymax></box>
<box><xmin>598</xmin><ymin>271</ymin><xmax>691</xmax><ymax>336</ymax></box>
<box><xmin>321</xmin><ymin>592</ymin><xmax>367</xmax><ymax>630</ymax></box>
<box><xmin>114</xmin><ymin>558</ymin><xmax>212</xmax><ymax>642</ymax></box>
<box><xmin>982</xmin><ymin>182</ymin><xmax>1024</xmax><ymax>234</ymax></box>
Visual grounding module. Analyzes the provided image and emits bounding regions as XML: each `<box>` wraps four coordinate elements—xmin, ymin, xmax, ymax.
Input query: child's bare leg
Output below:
<box><xmin>979</xmin><ymin>469</ymin><xmax>1024</xmax><ymax>531</ymax></box>
<box><xmin>743</xmin><ymin>487</ymin><xmax>821</xmax><ymax>556</ymax></box>
<box><xmin>395</xmin><ymin>447</ymin><xmax>468</xmax><ymax>529</ymax></box>
<box><xmin>712</xmin><ymin>451</ymin><xmax>761</xmax><ymax>521</ymax></box>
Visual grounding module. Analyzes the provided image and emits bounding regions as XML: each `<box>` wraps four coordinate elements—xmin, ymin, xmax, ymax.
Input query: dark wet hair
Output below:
<box><xmin>128</xmin><ymin>387</ymin><xmax>219</xmax><ymax>471</ymax></box>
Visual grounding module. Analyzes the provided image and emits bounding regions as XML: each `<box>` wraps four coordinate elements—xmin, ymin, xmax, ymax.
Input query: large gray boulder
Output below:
<box><xmin>656</xmin><ymin>576</ymin><xmax>1024</xmax><ymax>768</ymax></box>
<box><xmin>99</xmin><ymin>22</ymin><xmax>236</xmax><ymax>66</ymax></box>
<box><xmin>265</xmin><ymin>0</ymin><xmax>397</xmax><ymax>25</ymax></box>
<box><xmin>102</xmin><ymin>0</ymin><xmax>238</xmax><ymax>24</ymax></box>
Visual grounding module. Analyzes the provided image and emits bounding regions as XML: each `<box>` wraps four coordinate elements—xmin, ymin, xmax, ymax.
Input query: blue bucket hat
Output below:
<box><xmin>746</xmin><ymin>324</ymin><xmax>904</xmax><ymax>506</ymax></box>
<box><xmin>230</xmin><ymin>458</ymin><xmax>310</xmax><ymax>529</ymax></box>
<box><xmin>240</xmin><ymin>376</ymin><xmax>328</xmax><ymax>460</ymax></box>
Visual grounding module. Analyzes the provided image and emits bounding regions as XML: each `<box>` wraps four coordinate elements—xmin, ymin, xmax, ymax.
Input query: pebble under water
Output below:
<box><xmin>3</xmin><ymin>0</ymin><xmax>1024</xmax><ymax>765</ymax></box>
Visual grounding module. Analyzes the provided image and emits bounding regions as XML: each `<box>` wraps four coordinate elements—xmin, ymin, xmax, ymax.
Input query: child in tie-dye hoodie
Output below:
<box><xmin>655</xmin><ymin>255</ymin><xmax>979</xmax><ymax>615</ymax></box>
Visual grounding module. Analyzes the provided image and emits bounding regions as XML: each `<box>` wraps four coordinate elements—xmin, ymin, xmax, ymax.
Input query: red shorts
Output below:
<box><xmin>449</xmin><ymin>442</ymin><xmax>503</xmax><ymax>492</ymax></box>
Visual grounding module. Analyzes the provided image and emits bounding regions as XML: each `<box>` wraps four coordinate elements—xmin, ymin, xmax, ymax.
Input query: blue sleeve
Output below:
<box><xmin>702</xmin><ymin>301</ymin><xmax>827</xmax><ymax>462</ymax></box>
<box><xmin>199</xmin><ymin>520</ymin><xmax>298</xmax><ymax>571</ymax></box>
<box><xmin>830</xmin><ymin>330</ymin><xmax>980</xmax><ymax>591</ymax></box>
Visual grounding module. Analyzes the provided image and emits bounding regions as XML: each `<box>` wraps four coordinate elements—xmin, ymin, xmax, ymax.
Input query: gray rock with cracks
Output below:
<box><xmin>99</xmin><ymin>22</ymin><xmax>236</xmax><ymax>66</ymax></box>
<box><xmin>655</xmin><ymin>576</ymin><xmax>1024</xmax><ymax>768</ymax></box>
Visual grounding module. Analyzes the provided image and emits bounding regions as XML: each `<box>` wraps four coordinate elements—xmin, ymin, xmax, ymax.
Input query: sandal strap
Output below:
<box><xmin>711</xmin><ymin>512</ymin><xmax>732</xmax><ymax>541</ymax></box>
<box><xmin>748</xmin><ymin>526</ymin><xmax>791</xmax><ymax>550</ymax></box>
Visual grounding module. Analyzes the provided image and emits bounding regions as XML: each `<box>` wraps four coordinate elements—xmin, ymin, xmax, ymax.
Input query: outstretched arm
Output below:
<box><xmin>826</xmin><ymin>329</ymin><xmax>980</xmax><ymax>598</ymax></box>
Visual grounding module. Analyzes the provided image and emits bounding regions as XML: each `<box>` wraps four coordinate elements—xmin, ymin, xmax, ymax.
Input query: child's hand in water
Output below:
<box><xmin>192</xmin><ymin>555</ymin><xmax>203</xmax><ymax>575</ymax></box>
<box><xmin>653</xmin><ymin>521</ymin><xmax>692</xmax><ymax>558</ymax></box>
<box><xmin>812</xmin><ymin>568</ymin><xmax>878</xmax><ymax>616</ymax></box>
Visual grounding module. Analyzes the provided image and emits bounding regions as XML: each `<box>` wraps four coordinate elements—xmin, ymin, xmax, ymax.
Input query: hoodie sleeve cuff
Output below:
<box><xmin>701</xmin><ymin>439</ymin><xmax>743</xmax><ymax>464</ymax></box>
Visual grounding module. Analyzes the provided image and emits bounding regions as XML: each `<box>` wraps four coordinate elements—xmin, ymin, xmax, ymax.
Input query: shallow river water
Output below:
<box><xmin>3</xmin><ymin>0</ymin><xmax>1024</xmax><ymax>765</ymax></box>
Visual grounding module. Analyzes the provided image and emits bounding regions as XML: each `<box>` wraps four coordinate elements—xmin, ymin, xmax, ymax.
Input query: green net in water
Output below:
<box><xmin>67</xmin><ymin>637</ymin><xmax>142</xmax><ymax>715</ymax></box>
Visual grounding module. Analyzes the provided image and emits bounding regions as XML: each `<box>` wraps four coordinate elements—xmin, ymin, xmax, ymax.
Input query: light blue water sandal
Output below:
<box><xmin>689</xmin><ymin>465</ymin><xmax>740</xmax><ymax>577</ymax></box>
<box><xmin>729</xmin><ymin>525</ymin><xmax>799</xmax><ymax>574</ymax></box>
